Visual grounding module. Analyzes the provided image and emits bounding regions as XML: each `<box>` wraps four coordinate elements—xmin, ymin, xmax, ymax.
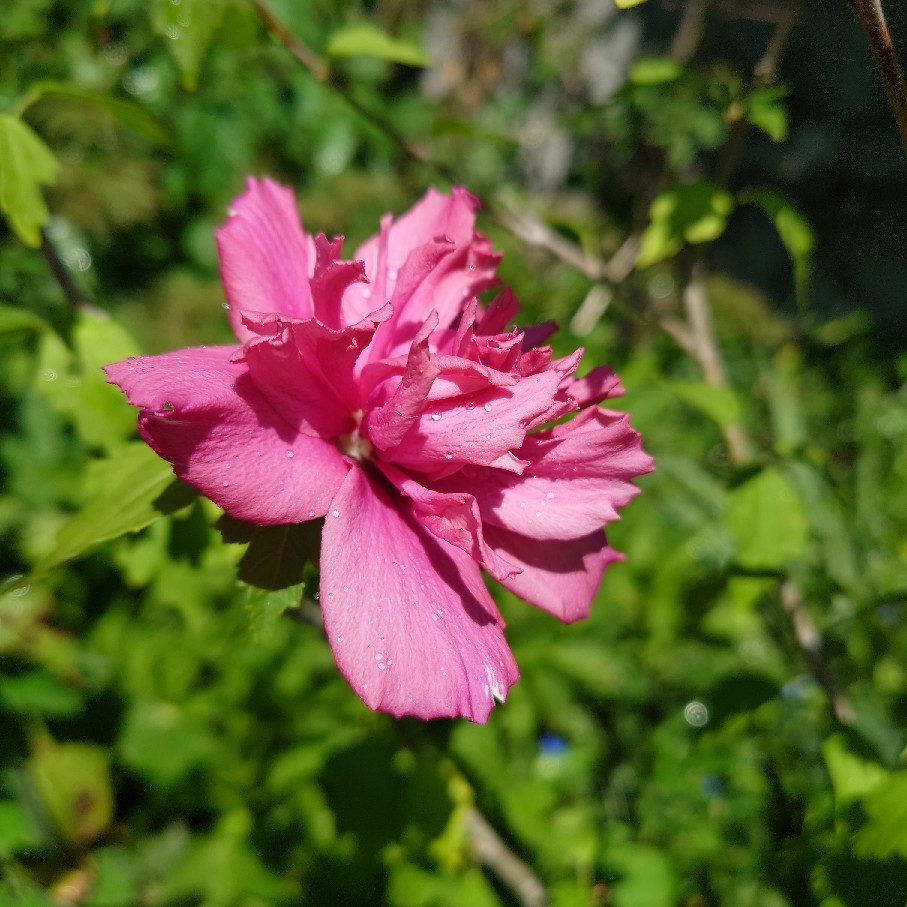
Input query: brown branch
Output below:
<box><xmin>465</xmin><ymin>808</ymin><xmax>547</xmax><ymax>907</ymax></box>
<box><xmin>670</xmin><ymin>0</ymin><xmax>713</xmax><ymax>64</ymax></box>
<box><xmin>780</xmin><ymin>580</ymin><xmax>855</xmax><ymax>726</ymax></box>
<box><xmin>850</xmin><ymin>0</ymin><xmax>907</xmax><ymax>159</ymax></box>
<box><xmin>680</xmin><ymin>268</ymin><xmax>754</xmax><ymax>464</ymax></box>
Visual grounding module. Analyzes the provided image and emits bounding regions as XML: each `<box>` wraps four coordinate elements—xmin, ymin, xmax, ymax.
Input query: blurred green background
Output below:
<box><xmin>2</xmin><ymin>1</ymin><xmax>907</xmax><ymax>905</ymax></box>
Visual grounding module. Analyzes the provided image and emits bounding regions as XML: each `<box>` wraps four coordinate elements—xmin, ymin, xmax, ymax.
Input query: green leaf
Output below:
<box><xmin>36</xmin><ymin>443</ymin><xmax>176</xmax><ymax>572</ymax></box>
<box><xmin>0</xmin><ymin>669</ymin><xmax>83</xmax><ymax>717</ymax></box>
<box><xmin>0</xmin><ymin>302</ymin><xmax>47</xmax><ymax>345</ymax></box>
<box><xmin>637</xmin><ymin>182</ymin><xmax>735</xmax><ymax>268</ymax></box>
<box><xmin>0</xmin><ymin>115</ymin><xmax>59</xmax><ymax>246</ymax></box>
<box><xmin>18</xmin><ymin>81</ymin><xmax>170</xmax><ymax>147</ymax></box>
<box><xmin>614</xmin><ymin>0</ymin><xmax>648</xmax><ymax>7</ymax></box>
<box><xmin>747</xmin><ymin>85</ymin><xmax>789</xmax><ymax>142</ymax></box>
<box><xmin>628</xmin><ymin>57</ymin><xmax>682</xmax><ymax>86</ymax></box>
<box><xmin>822</xmin><ymin>734</ymin><xmax>888</xmax><ymax>807</ymax></box>
<box><xmin>29</xmin><ymin>741</ymin><xmax>113</xmax><ymax>846</ymax></box>
<box><xmin>724</xmin><ymin>467</ymin><xmax>809</xmax><ymax>571</ymax></box>
<box><xmin>0</xmin><ymin>800</ymin><xmax>42</xmax><ymax>859</ymax></box>
<box><xmin>607</xmin><ymin>843</ymin><xmax>678</xmax><ymax>907</ymax></box>
<box><xmin>739</xmin><ymin>188</ymin><xmax>814</xmax><ymax>308</ymax></box>
<box><xmin>326</xmin><ymin>24</ymin><xmax>428</xmax><ymax>67</ymax></box>
<box><xmin>150</xmin><ymin>0</ymin><xmax>223</xmax><ymax>91</ymax></box>
<box><xmin>218</xmin><ymin>516</ymin><xmax>320</xmax><ymax>591</ymax></box>
<box><xmin>854</xmin><ymin>773</ymin><xmax>907</xmax><ymax>860</ymax></box>
<box><xmin>666</xmin><ymin>380</ymin><xmax>742</xmax><ymax>429</ymax></box>
<box><xmin>704</xmin><ymin>672</ymin><xmax>778</xmax><ymax>727</ymax></box>
<box><xmin>243</xmin><ymin>582</ymin><xmax>304</xmax><ymax>641</ymax></box>
<box><xmin>118</xmin><ymin>701</ymin><xmax>219</xmax><ymax>788</ymax></box>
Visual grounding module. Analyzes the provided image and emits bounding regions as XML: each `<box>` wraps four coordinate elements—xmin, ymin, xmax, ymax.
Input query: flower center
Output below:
<box><xmin>337</xmin><ymin>411</ymin><xmax>373</xmax><ymax>461</ymax></box>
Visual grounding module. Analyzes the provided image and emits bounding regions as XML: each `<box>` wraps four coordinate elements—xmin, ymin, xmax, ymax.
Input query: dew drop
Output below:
<box><xmin>388</xmin><ymin>268</ymin><xmax>398</xmax><ymax>281</ymax></box>
<box><xmin>314</xmin><ymin>592</ymin><xmax>320</xmax><ymax>600</ymax></box>
<box><xmin>337</xmin><ymin>635</ymin><xmax>343</xmax><ymax>643</ymax></box>
<box><xmin>222</xmin><ymin>302</ymin><xmax>230</xmax><ymax>310</ymax></box>
<box><xmin>286</xmin><ymin>450</ymin><xmax>295</xmax><ymax>458</ymax></box>
<box><xmin>343</xmin><ymin>585</ymin><xmax>349</xmax><ymax>592</ymax></box>
<box><xmin>387</xmin><ymin>659</ymin><xmax>393</xmax><ymax>666</ymax></box>
<box><xmin>221</xmin><ymin>481</ymin><xmax>229</xmax><ymax>487</ymax></box>
<box><xmin>332</xmin><ymin>509</ymin><xmax>340</xmax><ymax>518</ymax></box>
<box><xmin>484</xmin><ymin>402</ymin><xmax>492</xmax><ymax>412</ymax></box>
<box><xmin>535</xmin><ymin>511</ymin><xmax>542</xmax><ymax>517</ymax></box>
<box><xmin>432</xmin><ymin>614</ymin><xmax>438</xmax><ymax>621</ymax></box>
<box><xmin>546</xmin><ymin>492</ymin><xmax>555</xmax><ymax>499</ymax></box>
<box><xmin>430</xmin><ymin>412</ymin><xmax>442</xmax><ymax>421</ymax></box>
<box><xmin>308</xmin><ymin>510</ymin><xmax>316</xmax><ymax>518</ymax></box>
<box><xmin>444</xmin><ymin>452</ymin><xmax>453</xmax><ymax>460</ymax></box>
<box><xmin>376</xmin><ymin>653</ymin><xmax>383</xmax><ymax>660</ymax></box>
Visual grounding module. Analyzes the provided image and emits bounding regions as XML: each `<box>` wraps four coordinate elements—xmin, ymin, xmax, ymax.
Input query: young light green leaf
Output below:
<box><xmin>326</xmin><ymin>24</ymin><xmax>428</xmax><ymax>67</ymax></box>
<box><xmin>19</xmin><ymin>81</ymin><xmax>170</xmax><ymax>147</ymax></box>
<box><xmin>628</xmin><ymin>57</ymin><xmax>682</xmax><ymax>86</ymax></box>
<box><xmin>36</xmin><ymin>443</ymin><xmax>177</xmax><ymax>572</ymax></box>
<box><xmin>739</xmin><ymin>187</ymin><xmax>814</xmax><ymax>308</ymax></box>
<box><xmin>0</xmin><ymin>115</ymin><xmax>59</xmax><ymax>247</ymax></box>
<box><xmin>637</xmin><ymin>182</ymin><xmax>735</xmax><ymax>268</ymax></box>
<box><xmin>747</xmin><ymin>85</ymin><xmax>790</xmax><ymax>142</ymax></box>
<box><xmin>724</xmin><ymin>467</ymin><xmax>809</xmax><ymax>571</ymax></box>
<box><xmin>614</xmin><ymin>0</ymin><xmax>648</xmax><ymax>7</ymax></box>
<box><xmin>0</xmin><ymin>302</ymin><xmax>47</xmax><ymax>344</ymax></box>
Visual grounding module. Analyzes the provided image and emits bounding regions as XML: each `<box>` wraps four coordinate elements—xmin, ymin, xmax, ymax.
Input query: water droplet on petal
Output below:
<box><xmin>222</xmin><ymin>302</ymin><xmax>230</xmax><ymax>310</ymax></box>
<box><xmin>286</xmin><ymin>450</ymin><xmax>295</xmax><ymax>458</ymax></box>
<box><xmin>378</xmin><ymin>662</ymin><xmax>386</xmax><ymax>670</ymax></box>
<box><xmin>343</xmin><ymin>585</ymin><xmax>348</xmax><ymax>592</ymax></box>
<box><xmin>332</xmin><ymin>510</ymin><xmax>340</xmax><ymax>517</ymax></box>
<box><xmin>546</xmin><ymin>492</ymin><xmax>555</xmax><ymax>499</ymax></box>
<box><xmin>444</xmin><ymin>452</ymin><xmax>453</xmax><ymax>460</ymax></box>
<box><xmin>430</xmin><ymin>413</ymin><xmax>442</xmax><ymax>421</ymax></box>
<box><xmin>337</xmin><ymin>635</ymin><xmax>343</xmax><ymax>643</ymax></box>
<box><xmin>388</xmin><ymin>268</ymin><xmax>398</xmax><ymax>281</ymax></box>
<box><xmin>484</xmin><ymin>403</ymin><xmax>492</xmax><ymax>412</ymax></box>
<box><xmin>376</xmin><ymin>653</ymin><xmax>383</xmax><ymax>660</ymax></box>
<box><xmin>535</xmin><ymin>511</ymin><xmax>542</xmax><ymax>517</ymax></box>
<box><xmin>222</xmin><ymin>481</ymin><xmax>229</xmax><ymax>487</ymax></box>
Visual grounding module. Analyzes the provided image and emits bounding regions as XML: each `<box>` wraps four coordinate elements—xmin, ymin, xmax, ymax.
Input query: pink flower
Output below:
<box><xmin>105</xmin><ymin>178</ymin><xmax>653</xmax><ymax>722</ymax></box>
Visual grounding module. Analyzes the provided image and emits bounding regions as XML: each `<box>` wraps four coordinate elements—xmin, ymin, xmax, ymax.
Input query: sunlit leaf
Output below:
<box><xmin>629</xmin><ymin>58</ymin><xmax>682</xmax><ymax>86</ymax></box>
<box><xmin>0</xmin><ymin>115</ymin><xmax>59</xmax><ymax>246</ymax></box>
<box><xmin>637</xmin><ymin>182</ymin><xmax>735</xmax><ymax>268</ymax></box>
<box><xmin>614</xmin><ymin>0</ymin><xmax>648</xmax><ymax>8</ymax></box>
<box><xmin>35</xmin><ymin>443</ymin><xmax>176</xmax><ymax>572</ymax></box>
<box><xmin>724</xmin><ymin>467</ymin><xmax>809</xmax><ymax>571</ymax></box>
<box><xmin>243</xmin><ymin>582</ymin><xmax>305</xmax><ymax>641</ymax></box>
<box><xmin>747</xmin><ymin>85</ymin><xmax>790</xmax><ymax>142</ymax></box>
<box><xmin>666</xmin><ymin>380</ymin><xmax>743</xmax><ymax>429</ymax></box>
<box><xmin>326</xmin><ymin>24</ymin><xmax>428</xmax><ymax>67</ymax></box>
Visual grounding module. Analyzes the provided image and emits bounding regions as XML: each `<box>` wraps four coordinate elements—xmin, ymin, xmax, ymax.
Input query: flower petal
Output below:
<box><xmin>216</xmin><ymin>177</ymin><xmax>316</xmax><ymax>343</ymax></box>
<box><xmin>320</xmin><ymin>467</ymin><xmax>519</xmax><ymax>722</ymax></box>
<box><xmin>105</xmin><ymin>347</ymin><xmax>349</xmax><ymax>524</ymax></box>
<box><xmin>380</xmin><ymin>462</ymin><xmax>520</xmax><ymax>582</ymax></box>
<box><xmin>484</xmin><ymin>525</ymin><xmax>623</xmax><ymax>623</ymax></box>
<box><xmin>383</xmin><ymin>368</ymin><xmax>564</xmax><ymax>476</ymax></box>
<box><xmin>438</xmin><ymin>408</ymin><xmax>653</xmax><ymax>540</ymax></box>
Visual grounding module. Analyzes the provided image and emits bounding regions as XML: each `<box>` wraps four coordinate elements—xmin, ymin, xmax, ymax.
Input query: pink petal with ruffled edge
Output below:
<box><xmin>104</xmin><ymin>347</ymin><xmax>349</xmax><ymax>524</ymax></box>
<box><xmin>216</xmin><ymin>177</ymin><xmax>316</xmax><ymax>343</ymax></box>
<box><xmin>320</xmin><ymin>467</ymin><xmax>519</xmax><ymax>722</ymax></box>
<box><xmin>439</xmin><ymin>407</ymin><xmax>654</xmax><ymax>541</ymax></box>
<box><xmin>484</xmin><ymin>525</ymin><xmax>623</xmax><ymax>623</ymax></box>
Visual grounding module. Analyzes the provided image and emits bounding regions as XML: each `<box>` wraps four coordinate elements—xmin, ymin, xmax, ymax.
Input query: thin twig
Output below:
<box><xmin>249</xmin><ymin>0</ymin><xmax>446</xmax><ymax>174</ymax></box>
<box><xmin>780</xmin><ymin>580</ymin><xmax>855</xmax><ymax>726</ymax></box>
<box><xmin>849</xmin><ymin>0</ymin><xmax>907</xmax><ymax>159</ymax></box>
<box><xmin>465</xmin><ymin>807</ymin><xmax>547</xmax><ymax>907</ymax></box>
